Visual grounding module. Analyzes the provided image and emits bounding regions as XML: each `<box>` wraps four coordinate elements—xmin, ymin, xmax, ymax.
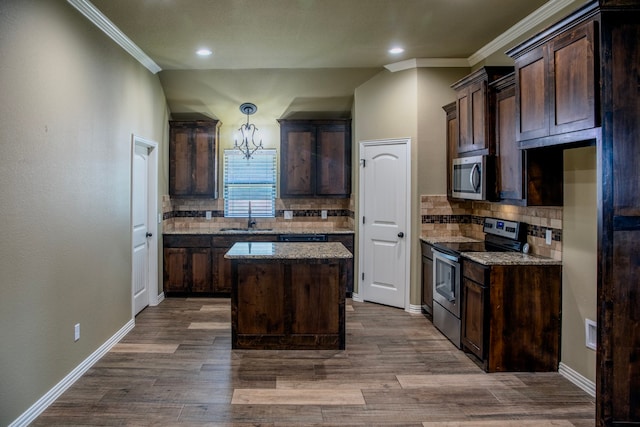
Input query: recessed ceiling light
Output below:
<box><xmin>196</xmin><ymin>48</ymin><xmax>212</xmax><ymax>57</ymax></box>
<box><xmin>389</xmin><ymin>47</ymin><xmax>404</xmax><ymax>54</ymax></box>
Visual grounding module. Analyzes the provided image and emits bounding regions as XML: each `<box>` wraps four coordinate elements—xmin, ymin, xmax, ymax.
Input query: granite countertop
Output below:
<box><xmin>164</xmin><ymin>227</ymin><xmax>354</xmax><ymax>235</ymax></box>
<box><xmin>225</xmin><ymin>242</ymin><xmax>353</xmax><ymax>260</ymax></box>
<box><xmin>461</xmin><ymin>251</ymin><xmax>562</xmax><ymax>266</ymax></box>
<box><xmin>420</xmin><ymin>235</ymin><xmax>482</xmax><ymax>245</ymax></box>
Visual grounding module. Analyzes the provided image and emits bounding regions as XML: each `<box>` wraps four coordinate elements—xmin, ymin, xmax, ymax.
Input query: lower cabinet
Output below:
<box><xmin>163</xmin><ymin>235</ymin><xmax>213</xmax><ymax>294</ymax></box>
<box><xmin>420</xmin><ymin>241</ymin><xmax>434</xmax><ymax>316</ymax></box>
<box><xmin>164</xmin><ymin>233</ymin><xmax>354</xmax><ymax>297</ymax></box>
<box><xmin>461</xmin><ymin>259</ymin><xmax>562</xmax><ymax>372</ymax></box>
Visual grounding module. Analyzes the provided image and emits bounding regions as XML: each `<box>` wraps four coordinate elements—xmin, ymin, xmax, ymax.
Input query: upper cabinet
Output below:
<box><xmin>451</xmin><ymin>67</ymin><xmax>514</xmax><ymax>156</ymax></box>
<box><xmin>443</xmin><ymin>102</ymin><xmax>457</xmax><ymax>199</ymax></box>
<box><xmin>508</xmin><ymin>12</ymin><xmax>598</xmax><ymax>147</ymax></box>
<box><xmin>279</xmin><ymin>119</ymin><xmax>351</xmax><ymax>198</ymax></box>
<box><xmin>169</xmin><ymin>120</ymin><xmax>220</xmax><ymax>198</ymax></box>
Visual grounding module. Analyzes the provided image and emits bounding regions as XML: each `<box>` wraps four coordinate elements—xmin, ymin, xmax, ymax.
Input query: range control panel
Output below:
<box><xmin>483</xmin><ymin>217</ymin><xmax>522</xmax><ymax>241</ymax></box>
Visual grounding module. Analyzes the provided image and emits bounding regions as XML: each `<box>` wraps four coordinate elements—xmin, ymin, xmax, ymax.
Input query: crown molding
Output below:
<box><xmin>385</xmin><ymin>58</ymin><xmax>471</xmax><ymax>72</ymax></box>
<box><xmin>467</xmin><ymin>0</ymin><xmax>576</xmax><ymax>65</ymax></box>
<box><xmin>67</xmin><ymin>0</ymin><xmax>162</xmax><ymax>74</ymax></box>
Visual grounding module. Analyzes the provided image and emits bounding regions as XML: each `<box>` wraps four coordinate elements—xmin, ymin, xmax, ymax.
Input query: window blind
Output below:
<box><xmin>224</xmin><ymin>149</ymin><xmax>276</xmax><ymax>218</ymax></box>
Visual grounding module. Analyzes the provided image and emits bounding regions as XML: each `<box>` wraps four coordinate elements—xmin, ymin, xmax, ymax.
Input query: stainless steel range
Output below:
<box><xmin>430</xmin><ymin>217</ymin><xmax>527</xmax><ymax>348</ymax></box>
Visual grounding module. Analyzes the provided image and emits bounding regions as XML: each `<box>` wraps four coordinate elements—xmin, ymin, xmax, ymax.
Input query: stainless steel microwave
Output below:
<box><xmin>451</xmin><ymin>155</ymin><xmax>488</xmax><ymax>200</ymax></box>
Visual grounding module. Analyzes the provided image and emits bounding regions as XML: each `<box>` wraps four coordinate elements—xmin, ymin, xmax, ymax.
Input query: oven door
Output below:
<box><xmin>432</xmin><ymin>249</ymin><xmax>461</xmax><ymax>317</ymax></box>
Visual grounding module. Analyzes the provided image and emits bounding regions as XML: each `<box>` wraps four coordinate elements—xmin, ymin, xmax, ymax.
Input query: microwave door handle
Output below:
<box><xmin>470</xmin><ymin>163</ymin><xmax>480</xmax><ymax>192</ymax></box>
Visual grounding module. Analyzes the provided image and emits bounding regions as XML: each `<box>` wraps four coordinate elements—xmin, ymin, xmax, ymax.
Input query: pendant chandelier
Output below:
<box><xmin>234</xmin><ymin>102</ymin><xmax>263</xmax><ymax>159</ymax></box>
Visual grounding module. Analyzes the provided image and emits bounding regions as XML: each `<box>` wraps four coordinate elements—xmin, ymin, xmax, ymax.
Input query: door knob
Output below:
<box><xmin>146</xmin><ymin>232</ymin><xmax>153</xmax><ymax>238</ymax></box>
<box><xmin>397</xmin><ymin>232</ymin><xmax>404</xmax><ymax>238</ymax></box>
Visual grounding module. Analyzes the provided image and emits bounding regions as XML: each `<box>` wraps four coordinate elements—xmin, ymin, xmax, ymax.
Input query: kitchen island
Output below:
<box><xmin>225</xmin><ymin>242</ymin><xmax>352</xmax><ymax>350</ymax></box>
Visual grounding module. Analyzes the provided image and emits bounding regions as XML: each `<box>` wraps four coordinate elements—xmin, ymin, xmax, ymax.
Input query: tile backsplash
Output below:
<box><xmin>421</xmin><ymin>195</ymin><xmax>562</xmax><ymax>260</ymax></box>
<box><xmin>163</xmin><ymin>195</ymin><xmax>355</xmax><ymax>231</ymax></box>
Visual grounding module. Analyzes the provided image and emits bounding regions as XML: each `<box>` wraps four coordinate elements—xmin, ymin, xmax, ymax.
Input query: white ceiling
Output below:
<box><xmin>72</xmin><ymin>0</ymin><xmax>584</xmax><ymax>122</ymax></box>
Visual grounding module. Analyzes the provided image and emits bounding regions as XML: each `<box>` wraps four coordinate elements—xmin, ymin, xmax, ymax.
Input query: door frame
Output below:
<box><xmin>131</xmin><ymin>134</ymin><xmax>159</xmax><ymax>317</ymax></box>
<box><xmin>357</xmin><ymin>137</ymin><xmax>412</xmax><ymax>311</ymax></box>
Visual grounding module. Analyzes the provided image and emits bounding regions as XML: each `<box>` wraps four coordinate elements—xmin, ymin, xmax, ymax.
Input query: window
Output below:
<box><xmin>224</xmin><ymin>149</ymin><xmax>277</xmax><ymax>218</ymax></box>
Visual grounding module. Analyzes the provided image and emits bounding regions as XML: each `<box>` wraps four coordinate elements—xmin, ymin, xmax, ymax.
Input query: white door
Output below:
<box><xmin>359</xmin><ymin>139</ymin><xmax>411</xmax><ymax>309</ymax></box>
<box><xmin>132</xmin><ymin>143</ymin><xmax>151</xmax><ymax>315</ymax></box>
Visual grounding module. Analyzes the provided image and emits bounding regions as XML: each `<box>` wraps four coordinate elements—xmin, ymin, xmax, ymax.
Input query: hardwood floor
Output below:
<box><xmin>33</xmin><ymin>298</ymin><xmax>595</xmax><ymax>426</ymax></box>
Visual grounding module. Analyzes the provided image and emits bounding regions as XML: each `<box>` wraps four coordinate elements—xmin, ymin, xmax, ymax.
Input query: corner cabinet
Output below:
<box><xmin>451</xmin><ymin>67</ymin><xmax>513</xmax><ymax>155</ymax></box>
<box><xmin>491</xmin><ymin>74</ymin><xmax>563</xmax><ymax>206</ymax></box>
<box><xmin>461</xmin><ymin>259</ymin><xmax>562</xmax><ymax>373</ymax></box>
<box><xmin>278</xmin><ymin>119</ymin><xmax>351</xmax><ymax>198</ymax></box>
<box><xmin>169</xmin><ymin>120</ymin><xmax>220</xmax><ymax>197</ymax></box>
<box><xmin>443</xmin><ymin>102</ymin><xmax>457</xmax><ymax>199</ymax></box>
<box><xmin>508</xmin><ymin>10</ymin><xmax>598</xmax><ymax>147</ymax></box>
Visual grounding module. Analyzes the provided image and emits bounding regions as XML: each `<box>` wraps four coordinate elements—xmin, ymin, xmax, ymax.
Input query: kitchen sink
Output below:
<box><xmin>219</xmin><ymin>227</ymin><xmax>273</xmax><ymax>232</ymax></box>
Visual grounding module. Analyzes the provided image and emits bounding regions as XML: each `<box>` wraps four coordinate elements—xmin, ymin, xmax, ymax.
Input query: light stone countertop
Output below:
<box><xmin>461</xmin><ymin>251</ymin><xmax>562</xmax><ymax>266</ymax></box>
<box><xmin>224</xmin><ymin>242</ymin><xmax>353</xmax><ymax>260</ymax></box>
<box><xmin>420</xmin><ymin>235</ymin><xmax>561</xmax><ymax>266</ymax></box>
<box><xmin>164</xmin><ymin>227</ymin><xmax>354</xmax><ymax>235</ymax></box>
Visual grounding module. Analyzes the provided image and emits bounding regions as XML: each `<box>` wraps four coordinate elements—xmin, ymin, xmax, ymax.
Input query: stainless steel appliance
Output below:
<box><xmin>431</xmin><ymin>217</ymin><xmax>527</xmax><ymax>348</ymax></box>
<box><xmin>451</xmin><ymin>155</ymin><xmax>492</xmax><ymax>200</ymax></box>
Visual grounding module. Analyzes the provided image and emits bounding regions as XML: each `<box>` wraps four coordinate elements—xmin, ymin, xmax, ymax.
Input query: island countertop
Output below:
<box><xmin>225</xmin><ymin>242</ymin><xmax>353</xmax><ymax>260</ymax></box>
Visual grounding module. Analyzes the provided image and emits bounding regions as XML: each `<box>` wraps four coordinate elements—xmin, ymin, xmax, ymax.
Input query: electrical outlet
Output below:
<box><xmin>205</xmin><ymin>211</ymin><xmax>212</xmax><ymax>220</ymax></box>
<box><xmin>585</xmin><ymin>318</ymin><xmax>597</xmax><ymax>350</ymax></box>
<box><xmin>284</xmin><ymin>210</ymin><xmax>293</xmax><ymax>220</ymax></box>
<box><xmin>545</xmin><ymin>229</ymin><xmax>552</xmax><ymax>245</ymax></box>
<box><xmin>74</xmin><ymin>323</ymin><xmax>80</xmax><ymax>342</ymax></box>
<box><xmin>321</xmin><ymin>210</ymin><xmax>328</xmax><ymax>219</ymax></box>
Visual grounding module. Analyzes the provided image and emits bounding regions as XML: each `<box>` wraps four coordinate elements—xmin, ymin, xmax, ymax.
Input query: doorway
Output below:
<box><xmin>131</xmin><ymin>135</ymin><xmax>159</xmax><ymax>316</ymax></box>
<box><xmin>358</xmin><ymin>138</ymin><xmax>411</xmax><ymax>309</ymax></box>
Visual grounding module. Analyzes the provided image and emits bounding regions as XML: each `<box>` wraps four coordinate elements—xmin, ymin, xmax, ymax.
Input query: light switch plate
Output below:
<box><xmin>321</xmin><ymin>210</ymin><xmax>328</xmax><ymax>219</ymax></box>
<box><xmin>284</xmin><ymin>210</ymin><xmax>293</xmax><ymax>220</ymax></box>
<box><xmin>205</xmin><ymin>211</ymin><xmax>212</xmax><ymax>220</ymax></box>
<box><xmin>545</xmin><ymin>229</ymin><xmax>552</xmax><ymax>245</ymax></box>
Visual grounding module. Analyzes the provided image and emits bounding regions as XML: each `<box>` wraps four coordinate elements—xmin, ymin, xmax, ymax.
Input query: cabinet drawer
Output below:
<box><xmin>463</xmin><ymin>260</ymin><xmax>488</xmax><ymax>284</ymax></box>
<box><xmin>164</xmin><ymin>235</ymin><xmax>212</xmax><ymax>248</ymax></box>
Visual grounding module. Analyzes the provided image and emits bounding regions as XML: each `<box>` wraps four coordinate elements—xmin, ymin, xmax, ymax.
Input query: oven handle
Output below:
<box><xmin>432</xmin><ymin>248</ymin><xmax>459</xmax><ymax>263</ymax></box>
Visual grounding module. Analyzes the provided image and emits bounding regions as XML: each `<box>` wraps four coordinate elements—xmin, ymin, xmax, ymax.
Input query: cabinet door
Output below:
<box><xmin>327</xmin><ymin>234</ymin><xmax>354</xmax><ymax>294</ymax></box>
<box><xmin>461</xmin><ymin>277</ymin><xmax>486</xmax><ymax>360</ymax></box>
<box><xmin>495</xmin><ymin>87</ymin><xmax>525</xmax><ymax>202</ymax></box>
<box><xmin>316</xmin><ymin>125</ymin><xmax>351</xmax><ymax>197</ymax></box>
<box><xmin>290</xmin><ymin>263</ymin><xmax>340</xmax><ymax>334</ymax></box>
<box><xmin>280</xmin><ymin>125</ymin><xmax>315</xmax><ymax>197</ymax></box>
<box><xmin>458</xmin><ymin>81</ymin><xmax>488</xmax><ymax>153</ymax></box>
<box><xmin>191</xmin><ymin>127</ymin><xmax>216</xmax><ymax>196</ymax></box>
<box><xmin>549</xmin><ymin>20</ymin><xmax>597</xmax><ymax>135</ymax></box>
<box><xmin>169</xmin><ymin>127</ymin><xmax>193</xmax><ymax>196</ymax></box>
<box><xmin>421</xmin><ymin>255</ymin><xmax>433</xmax><ymax>314</ymax></box>
<box><xmin>212</xmin><ymin>246</ymin><xmax>233</xmax><ymax>293</ymax></box>
<box><xmin>515</xmin><ymin>45</ymin><xmax>549</xmax><ymax>142</ymax></box>
<box><xmin>164</xmin><ymin>248</ymin><xmax>189</xmax><ymax>293</ymax></box>
<box><xmin>443</xmin><ymin>103</ymin><xmax>457</xmax><ymax>198</ymax></box>
<box><xmin>189</xmin><ymin>248</ymin><xmax>213</xmax><ymax>293</ymax></box>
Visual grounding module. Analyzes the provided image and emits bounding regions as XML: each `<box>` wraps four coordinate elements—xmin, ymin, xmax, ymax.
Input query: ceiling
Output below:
<box><xmin>77</xmin><ymin>0</ymin><xmax>581</xmax><ymax>127</ymax></box>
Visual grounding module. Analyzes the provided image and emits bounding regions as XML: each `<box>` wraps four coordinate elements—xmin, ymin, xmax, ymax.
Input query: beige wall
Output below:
<box><xmin>0</xmin><ymin>1</ymin><xmax>169</xmax><ymax>424</ymax></box>
<box><xmin>562</xmin><ymin>146</ymin><xmax>597</xmax><ymax>382</ymax></box>
<box><xmin>353</xmin><ymin>67</ymin><xmax>469</xmax><ymax>306</ymax></box>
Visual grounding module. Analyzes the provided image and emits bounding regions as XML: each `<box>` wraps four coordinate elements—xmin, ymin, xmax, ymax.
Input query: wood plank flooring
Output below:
<box><xmin>32</xmin><ymin>298</ymin><xmax>595</xmax><ymax>426</ymax></box>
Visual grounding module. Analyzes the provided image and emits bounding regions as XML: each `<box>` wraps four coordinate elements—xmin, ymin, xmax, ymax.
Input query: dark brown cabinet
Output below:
<box><xmin>279</xmin><ymin>119</ymin><xmax>351</xmax><ymax>198</ymax></box>
<box><xmin>509</xmin><ymin>17</ymin><xmax>598</xmax><ymax>146</ymax></box>
<box><xmin>420</xmin><ymin>241</ymin><xmax>433</xmax><ymax>316</ymax></box>
<box><xmin>491</xmin><ymin>74</ymin><xmax>563</xmax><ymax>206</ymax></box>
<box><xmin>461</xmin><ymin>259</ymin><xmax>562</xmax><ymax>373</ymax></box>
<box><xmin>443</xmin><ymin>102</ymin><xmax>458</xmax><ymax>198</ymax></box>
<box><xmin>327</xmin><ymin>234</ymin><xmax>354</xmax><ymax>295</ymax></box>
<box><xmin>451</xmin><ymin>67</ymin><xmax>513</xmax><ymax>155</ymax></box>
<box><xmin>169</xmin><ymin>120</ymin><xmax>220</xmax><ymax>197</ymax></box>
<box><xmin>508</xmin><ymin>3</ymin><xmax>640</xmax><ymax>424</ymax></box>
<box><xmin>163</xmin><ymin>235</ymin><xmax>213</xmax><ymax>294</ymax></box>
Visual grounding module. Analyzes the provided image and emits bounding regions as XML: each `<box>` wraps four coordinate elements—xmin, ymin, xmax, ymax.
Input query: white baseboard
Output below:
<box><xmin>154</xmin><ymin>292</ymin><xmax>165</xmax><ymax>306</ymax></box>
<box><xmin>558</xmin><ymin>362</ymin><xmax>596</xmax><ymax>397</ymax></box>
<box><xmin>407</xmin><ymin>304</ymin><xmax>423</xmax><ymax>314</ymax></box>
<box><xmin>351</xmin><ymin>293</ymin><xmax>363</xmax><ymax>302</ymax></box>
<box><xmin>9</xmin><ymin>319</ymin><xmax>135</xmax><ymax>427</ymax></box>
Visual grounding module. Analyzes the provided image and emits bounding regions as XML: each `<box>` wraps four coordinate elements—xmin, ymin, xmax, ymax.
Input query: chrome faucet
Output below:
<box><xmin>248</xmin><ymin>201</ymin><xmax>256</xmax><ymax>229</ymax></box>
